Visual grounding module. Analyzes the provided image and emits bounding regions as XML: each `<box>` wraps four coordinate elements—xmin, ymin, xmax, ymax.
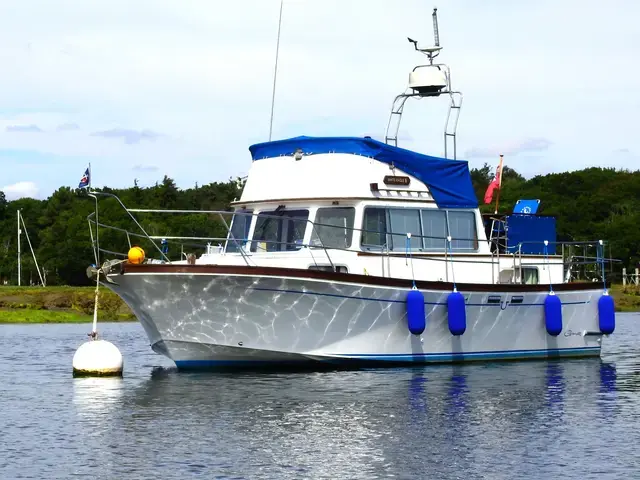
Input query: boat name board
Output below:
<box><xmin>383</xmin><ymin>175</ymin><xmax>411</xmax><ymax>186</ymax></box>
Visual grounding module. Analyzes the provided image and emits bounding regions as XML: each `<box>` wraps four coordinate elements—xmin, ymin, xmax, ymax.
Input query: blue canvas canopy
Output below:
<box><xmin>248</xmin><ymin>136</ymin><xmax>478</xmax><ymax>209</ymax></box>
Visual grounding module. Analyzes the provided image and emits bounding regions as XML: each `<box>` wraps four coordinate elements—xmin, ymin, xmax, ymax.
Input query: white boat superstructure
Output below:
<box><xmin>87</xmin><ymin>8</ymin><xmax>616</xmax><ymax>369</ymax></box>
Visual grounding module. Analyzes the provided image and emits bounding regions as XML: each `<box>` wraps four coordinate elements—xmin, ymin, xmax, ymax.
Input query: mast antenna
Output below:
<box><xmin>406</xmin><ymin>7</ymin><xmax>442</xmax><ymax>65</ymax></box>
<box><xmin>432</xmin><ymin>7</ymin><xmax>440</xmax><ymax>47</ymax></box>
<box><xmin>268</xmin><ymin>0</ymin><xmax>284</xmax><ymax>142</ymax></box>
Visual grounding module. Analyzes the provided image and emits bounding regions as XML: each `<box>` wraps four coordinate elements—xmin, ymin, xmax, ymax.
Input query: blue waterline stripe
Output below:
<box><xmin>249</xmin><ymin>287</ymin><xmax>589</xmax><ymax>307</ymax></box>
<box><xmin>336</xmin><ymin>347</ymin><xmax>600</xmax><ymax>361</ymax></box>
<box><xmin>176</xmin><ymin>359</ymin><xmax>309</xmax><ymax>368</ymax></box>
<box><xmin>174</xmin><ymin>347</ymin><xmax>601</xmax><ymax>368</ymax></box>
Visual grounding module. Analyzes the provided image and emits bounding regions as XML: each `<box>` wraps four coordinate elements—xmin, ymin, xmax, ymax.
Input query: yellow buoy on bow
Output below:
<box><xmin>127</xmin><ymin>246</ymin><xmax>145</xmax><ymax>264</ymax></box>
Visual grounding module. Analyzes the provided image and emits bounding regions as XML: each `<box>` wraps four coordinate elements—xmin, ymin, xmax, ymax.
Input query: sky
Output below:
<box><xmin>0</xmin><ymin>0</ymin><xmax>639</xmax><ymax>200</ymax></box>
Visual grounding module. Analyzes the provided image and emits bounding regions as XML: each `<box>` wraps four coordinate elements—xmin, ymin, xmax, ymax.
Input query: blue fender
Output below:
<box><xmin>598</xmin><ymin>294</ymin><xmax>615</xmax><ymax>334</ymax></box>
<box><xmin>544</xmin><ymin>293</ymin><xmax>562</xmax><ymax>336</ymax></box>
<box><xmin>447</xmin><ymin>291</ymin><xmax>466</xmax><ymax>336</ymax></box>
<box><xmin>406</xmin><ymin>289</ymin><xmax>426</xmax><ymax>335</ymax></box>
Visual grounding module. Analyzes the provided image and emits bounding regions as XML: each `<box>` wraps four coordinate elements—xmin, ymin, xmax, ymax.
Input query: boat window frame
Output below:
<box><xmin>421</xmin><ymin>208</ymin><xmax>449</xmax><ymax>252</ymax></box>
<box><xmin>310</xmin><ymin>206</ymin><xmax>356</xmax><ymax>250</ymax></box>
<box><xmin>499</xmin><ymin>266</ymin><xmax>540</xmax><ymax>284</ymax></box>
<box><xmin>521</xmin><ymin>266</ymin><xmax>539</xmax><ymax>285</ymax></box>
<box><xmin>224</xmin><ymin>208</ymin><xmax>254</xmax><ymax>253</ymax></box>
<box><xmin>359</xmin><ymin>205</ymin><xmax>480</xmax><ymax>253</ymax></box>
<box><xmin>249</xmin><ymin>208</ymin><xmax>310</xmax><ymax>253</ymax></box>
<box><xmin>388</xmin><ymin>207</ymin><xmax>424</xmax><ymax>252</ymax></box>
<box><xmin>446</xmin><ymin>210</ymin><xmax>479</xmax><ymax>252</ymax></box>
<box><xmin>360</xmin><ymin>206</ymin><xmax>390</xmax><ymax>252</ymax></box>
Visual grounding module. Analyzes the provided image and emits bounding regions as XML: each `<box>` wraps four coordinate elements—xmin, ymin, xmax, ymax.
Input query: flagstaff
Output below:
<box><xmin>494</xmin><ymin>154</ymin><xmax>504</xmax><ymax>214</ymax></box>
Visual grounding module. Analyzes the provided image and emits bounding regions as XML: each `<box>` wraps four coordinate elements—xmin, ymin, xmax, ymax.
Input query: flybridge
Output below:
<box><xmin>248</xmin><ymin>135</ymin><xmax>477</xmax><ymax>209</ymax></box>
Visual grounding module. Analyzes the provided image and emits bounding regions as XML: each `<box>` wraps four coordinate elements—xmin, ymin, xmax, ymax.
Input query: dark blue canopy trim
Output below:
<box><xmin>248</xmin><ymin>136</ymin><xmax>478</xmax><ymax>209</ymax></box>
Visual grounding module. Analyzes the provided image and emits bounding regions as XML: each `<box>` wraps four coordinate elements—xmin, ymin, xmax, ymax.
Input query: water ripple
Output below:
<box><xmin>0</xmin><ymin>314</ymin><xmax>639</xmax><ymax>479</ymax></box>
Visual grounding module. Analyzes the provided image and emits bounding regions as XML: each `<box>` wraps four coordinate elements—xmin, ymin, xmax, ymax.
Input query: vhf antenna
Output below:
<box><xmin>407</xmin><ymin>7</ymin><xmax>442</xmax><ymax>65</ymax></box>
<box><xmin>432</xmin><ymin>7</ymin><xmax>440</xmax><ymax>47</ymax></box>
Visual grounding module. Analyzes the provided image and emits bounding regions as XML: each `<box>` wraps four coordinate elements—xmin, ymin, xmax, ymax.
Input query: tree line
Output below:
<box><xmin>0</xmin><ymin>165</ymin><xmax>638</xmax><ymax>286</ymax></box>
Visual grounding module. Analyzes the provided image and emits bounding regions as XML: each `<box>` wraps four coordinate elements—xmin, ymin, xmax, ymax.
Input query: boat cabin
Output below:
<box><xmin>202</xmin><ymin>136</ymin><xmax>564</xmax><ymax>285</ymax></box>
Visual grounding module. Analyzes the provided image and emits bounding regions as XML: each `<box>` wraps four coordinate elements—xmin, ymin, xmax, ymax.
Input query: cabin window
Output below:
<box><xmin>389</xmin><ymin>208</ymin><xmax>422</xmax><ymax>251</ymax></box>
<box><xmin>310</xmin><ymin>207</ymin><xmax>355</xmax><ymax>249</ymax></box>
<box><xmin>308</xmin><ymin>265</ymin><xmax>349</xmax><ymax>273</ymax></box>
<box><xmin>360</xmin><ymin>207</ymin><xmax>478</xmax><ymax>252</ymax></box>
<box><xmin>225</xmin><ymin>209</ymin><xmax>253</xmax><ymax>253</ymax></box>
<box><xmin>361</xmin><ymin>207</ymin><xmax>387</xmax><ymax>249</ymax></box>
<box><xmin>250</xmin><ymin>209</ymin><xmax>309</xmax><ymax>252</ymax></box>
<box><xmin>499</xmin><ymin>267</ymin><xmax>539</xmax><ymax>284</ymax></box>
<box><xmin>447</xmin><ymin>211</ymin><xmax>477</xmax><ymax>251</ymax></box>
<box><xmin>522</xmin><ymin>267</ymin><xmax>539</xmax><ymax>285</ymax></box>
<box><xmin>421</xmin><ymin>210</ymin><xmax>448</xmax><ymax>251</ymax></box>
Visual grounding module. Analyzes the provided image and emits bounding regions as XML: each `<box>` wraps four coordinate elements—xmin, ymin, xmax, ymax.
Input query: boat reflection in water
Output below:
<box><xmin>73</xmin><ymin>358</ymin><xmax>620</xmax><ymax>478</ymax></box>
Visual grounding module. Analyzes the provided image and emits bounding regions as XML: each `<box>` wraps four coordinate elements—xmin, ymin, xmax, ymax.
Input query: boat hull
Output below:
<box><xmin>105</xmin><ymin>268</ymin><xmax>605</xmax><ymax>369</ymax></box>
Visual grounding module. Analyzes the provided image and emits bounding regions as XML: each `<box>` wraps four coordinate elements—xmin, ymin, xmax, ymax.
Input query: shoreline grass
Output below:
<box><xmin>0</xmin><ymin>310</ymin><xmax>95</xmax><ymax>323</ymax></box>
<box><xmin>0</xmin><ymin>283</ymin><xmax>638</xmax><ymax>324</ymax></box>
<box><xmin>0</xmin><ymin>286</ymin><xmax>136</xmax><ymax>324</ymax></box>
<box><xmin>609</xmin><ymin>284</ymin><xmax>640</xmax><ymax>313</ymax></box>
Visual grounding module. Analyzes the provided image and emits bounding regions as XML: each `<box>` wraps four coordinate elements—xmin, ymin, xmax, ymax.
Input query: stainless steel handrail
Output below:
<box><xmin>85</xmin><ymin>191</ymin><xmax>614</xmax><ymax>284</ymax></box>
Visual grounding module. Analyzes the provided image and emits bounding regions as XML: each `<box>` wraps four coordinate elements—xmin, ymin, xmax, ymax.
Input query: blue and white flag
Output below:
<box><xmin>78</xmin><ymin>168</ymin><xmax>90</xmax><ymax>188</ymax></box>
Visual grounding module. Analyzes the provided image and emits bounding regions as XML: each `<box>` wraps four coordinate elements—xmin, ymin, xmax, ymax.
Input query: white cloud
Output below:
<box><xmin>465</xmin><ymin>138</ymin><xmax>553</xmax><ymax>159</ymax></box>
<box><xmin>2</xmin><ymin>181</ymin><xmax>39</xmax><ymax>200</ymax></box>
<box><xmin>0</xmin><ymin>0</ymin><xmax>638</xmax><ymax>193</ymax></box>
<box><xmin>132</xmin><ymin>164</ymin><xmax>159</xmax><ymax>173</ymax></box>
<box><xmin>56</xmin><ymin>123</ymin><xmax>80</xmax><ymax>132</ymax></box>
<box><xmin>91</xmin><ymin>128</ymin><xmax>164</xmax><ymax>144</ymax></box>
<box><xmin>6</xmin><ymin>124</ymin><xmax>43</xmax><ymax>133</ymax></box>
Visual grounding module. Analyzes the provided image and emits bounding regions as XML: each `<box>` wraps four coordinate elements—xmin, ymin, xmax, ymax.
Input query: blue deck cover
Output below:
<box><xmin>506</xmin><ymin>214</ymin><xmax>557</xmax><ymax>254</ymax></box>
<box><xmin>248</xmin><ymin>136</ymin><xmax>478</xmax><ymax>209</ymax></box>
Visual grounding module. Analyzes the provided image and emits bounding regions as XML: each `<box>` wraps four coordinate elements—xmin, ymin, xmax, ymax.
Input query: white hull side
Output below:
<box><xmin>106</xmin><ymin>272</ymin><xmax>604</xmax><ymax>368</ymax></box>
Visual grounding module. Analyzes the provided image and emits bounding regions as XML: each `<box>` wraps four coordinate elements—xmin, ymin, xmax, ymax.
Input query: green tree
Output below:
<box><xmin>0</xmin><ymin>165</ymin><xmax>637</xmax><ymax>285</ymax></box>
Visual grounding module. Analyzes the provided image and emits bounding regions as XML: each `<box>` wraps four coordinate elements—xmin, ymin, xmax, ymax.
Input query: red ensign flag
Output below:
<box><xmin>484</xmin><ymin>155</ymin><xmax>504</xmax><ymax>204</ymax></box>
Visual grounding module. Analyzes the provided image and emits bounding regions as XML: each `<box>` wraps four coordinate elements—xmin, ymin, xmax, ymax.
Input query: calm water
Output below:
<box><xmin>1</xmin><ymin>315</ymin><xmax>640</xmax><ymax>479</ymax></box>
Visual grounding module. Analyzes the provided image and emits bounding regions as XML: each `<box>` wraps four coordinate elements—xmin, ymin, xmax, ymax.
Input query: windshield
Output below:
<box><xmin>250</xmin><ymin>209</ymin><xmax>309</xmax><ymax>252</ymax></box>
<box><xmin>225</xmin><ymin>210</ymin><xmax>253</xmax><ymax>253</ymax></box>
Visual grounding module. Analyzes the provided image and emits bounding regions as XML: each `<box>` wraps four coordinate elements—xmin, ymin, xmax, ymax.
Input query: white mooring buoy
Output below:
<box><xmin>72</xmin><ymin>266</ymin><xmax>123</xmax><ymax>377</ymax></box>
<box><xmin>72</xmin><ymin>339</ymin><xmax>123</xmax><ymax>377</ymax></box>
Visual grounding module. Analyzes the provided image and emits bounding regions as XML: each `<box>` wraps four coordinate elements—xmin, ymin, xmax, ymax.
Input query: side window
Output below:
<box><xmin>522</xmin><ymin>267</ymin><xmax>539</xmax><ymax>285</ymax></box>
<box><xmin>250</xmin><ymin>209</ymin><xmax>309</xmax><ymax>252</ymax></box>
<box><xmin>361</xmin><ymin>207</ymin><xmax>387</xmax><ymax>248</ymax></box>
<box><xmin>360</xmin><ymin>206</ymin><xmax>479</xmax><ymax>252</ymax></box>
<box><xmin>308</xmin><ymin>265</ymin><xmax>348</xmax><ymax>273</ymax></box>
<box><xmin>421</xmin><ymin>209</ymin><xmax>447</xmax><ymax>251</ymax></box>
<box><xmin>311</xmin><ymin>207</ymin><xmax>355</xmax><ymax>249</ymax></box>
<box><xmin>447</xmin><ymin>211</ymin><xmax>477</xmax><ymax>251</ymax></box>
<box><xmin>389</xmin><ymin>208</ymin><xmax>422</xmax><ymax>251</ymax></box>
<box><xmin>225</xmin><ymin>209</ymin><xmax>253</xmax><ymax>253</ymax></box>
<box><xmin>499</xmin><ymin>267</ymin><xmax>539</xmax><ymax>284</ymax></box>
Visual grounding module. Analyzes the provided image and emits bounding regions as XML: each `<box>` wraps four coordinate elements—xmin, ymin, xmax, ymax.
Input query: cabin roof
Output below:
<box><xmin>248</xmin><ymin>136</ymin><xmax>478</xmax><ymax>209</ymax></box>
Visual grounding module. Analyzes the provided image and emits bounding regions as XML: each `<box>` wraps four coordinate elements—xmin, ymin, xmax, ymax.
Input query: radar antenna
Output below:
<box><xmin>384</xmin><ymin>7</ymin><xmax>463</xmax><ymax>160</ymax></box>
